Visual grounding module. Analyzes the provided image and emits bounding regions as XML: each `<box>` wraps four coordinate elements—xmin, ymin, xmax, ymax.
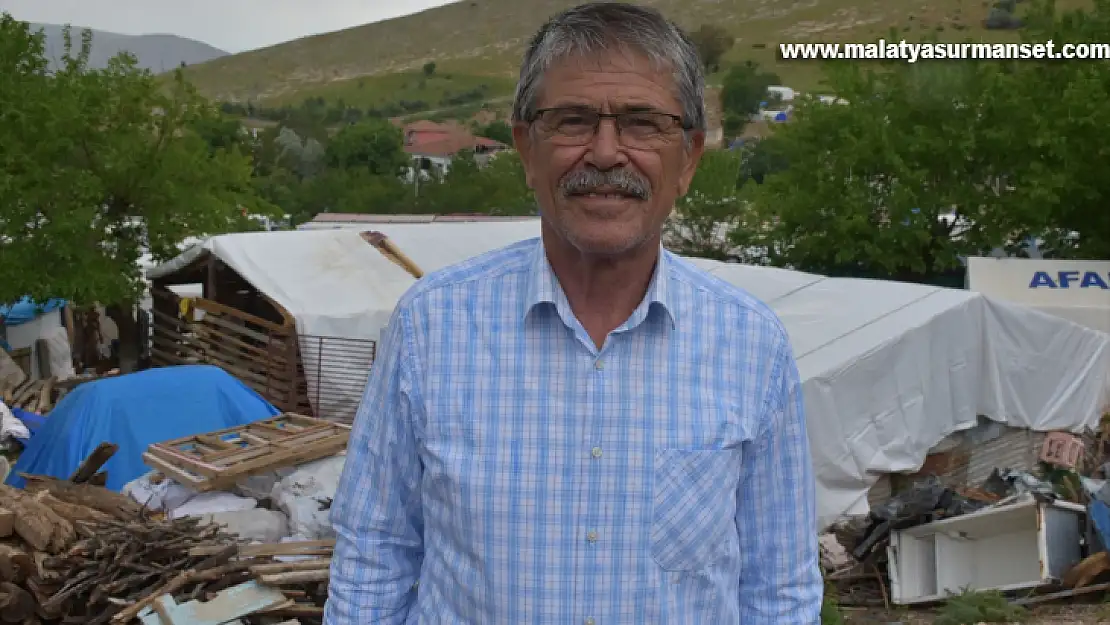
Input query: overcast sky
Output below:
<box><xmin>0</xmin><ymin>0</ymin><xmax>456</xmax><ymax>52</ymax></box>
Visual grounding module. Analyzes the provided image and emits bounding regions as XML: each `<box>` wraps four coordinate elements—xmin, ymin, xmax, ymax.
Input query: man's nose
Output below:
<box><xmin>583</xmin><ymin>118</ymin><xmax>629</xmax><ymax>170</ymax></box>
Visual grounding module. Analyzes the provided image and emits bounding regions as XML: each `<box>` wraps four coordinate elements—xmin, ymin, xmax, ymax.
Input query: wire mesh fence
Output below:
<box><xmin>296</xmin><ymin>334</ymin><xmax>378</xmax><ymax>424</ymax></box>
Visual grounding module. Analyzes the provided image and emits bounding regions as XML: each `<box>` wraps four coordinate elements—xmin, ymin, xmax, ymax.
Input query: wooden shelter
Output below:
<box><xmin>147</xmin><ymin>232</ymin><xmax>423</xmax><ymax>421</ymax></box>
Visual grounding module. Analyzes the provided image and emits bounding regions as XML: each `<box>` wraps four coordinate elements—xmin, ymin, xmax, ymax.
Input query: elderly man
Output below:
<box><xmin>325</xmin><ymin>2</ymin><xmax>822</xmax><ymax>623</ymax></box>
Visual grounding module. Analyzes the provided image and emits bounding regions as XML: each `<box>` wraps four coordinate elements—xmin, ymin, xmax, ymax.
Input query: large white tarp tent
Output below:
<box><xmin>149</xmin><ymin>227</ymin><xmax>1110</xmax><ymax>527</ymax></box>
<box><xmin>146</xmin><ymin>224</ymin><xmax>543</xmax><ymax>422</ymax></box>
<box><xmin>367</xmin><ymin>219</ymin><xmax>541</xmax><ymax>271</ymax></box>
<box><xmin>147</xmin><ymin>229</ymin><xmax>416</xmax><ymax>422</ymax></box>
<box><xmin>688</xmin><ymin>258</ymin><xmax>1110</xmax><ymax>527</ymax></box>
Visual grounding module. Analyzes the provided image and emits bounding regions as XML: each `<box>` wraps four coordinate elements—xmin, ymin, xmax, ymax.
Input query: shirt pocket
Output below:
<box><xmin>650</xmin><ymin>447</ymin><xmax>744</xmax><ymax>572</ymax></box>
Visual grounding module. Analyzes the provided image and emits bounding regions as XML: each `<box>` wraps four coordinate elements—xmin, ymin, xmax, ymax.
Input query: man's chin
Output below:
<box><xmin>564</xmin><ymin>225</ymin><xmax>651</xmax><ymax>257</ymax></box>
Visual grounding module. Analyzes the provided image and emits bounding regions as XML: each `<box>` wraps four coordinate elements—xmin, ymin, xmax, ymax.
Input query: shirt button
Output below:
<box><xmin>591</xmin><ymin>446</ymin><xmax>602</xmax><ymax>458</ymax></box>
<box><xmin>585</xmin><ymin>619</ymin><xmax>596</xmax><ymax>625</ymax></box>
<box><xmin>594</xmin><ymin>359</ymin><xmax>604</xmax><ymax>370</ymax></box>
<box><xmin>587</xmin><ymin>530</ymin><xmax>598</xmax><ymax>543</ymax></box>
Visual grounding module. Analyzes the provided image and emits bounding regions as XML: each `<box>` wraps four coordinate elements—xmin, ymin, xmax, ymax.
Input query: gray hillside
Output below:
<box><xmin>28</xmin><ymin>22</ymin><xmax>228</xmax><ymax>73</ymax></box>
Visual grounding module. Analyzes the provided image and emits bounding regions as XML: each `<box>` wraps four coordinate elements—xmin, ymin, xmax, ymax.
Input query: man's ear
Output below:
<box><xmin>512</xmin><ymin>121</ymin><xmax>536</xmax><ymax>189</ymax></box>
<box><xmin>676</xmin><ymin>130</ymin><xmax>707</xmax><ymax>197</ymax></box>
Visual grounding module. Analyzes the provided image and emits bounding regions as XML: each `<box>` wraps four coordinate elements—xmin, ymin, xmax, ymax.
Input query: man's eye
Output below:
<box><xmin>559</xmin><ymin>116</ymin><xmax>590</xmax><ymax>126</ymax></box>
<box><xmin>625</xmin><ymin>115</ymin><xmax>661</xmax><ymax>129</ymax></box>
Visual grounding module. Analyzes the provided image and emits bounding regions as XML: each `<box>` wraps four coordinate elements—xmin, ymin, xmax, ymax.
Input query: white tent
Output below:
<box><xmin>149</xmin><ymin>228</ymin><xmax>1110</xmax><ymax>526</ymax></box>
<box><xmin>366</xmin><ymin>220</ymin><xmax>541</xmax><ymax>271</ymax></box>
<box><xmin>147</xmin><ymin>229</ymin><xmax>416</xmax><ymax>422</ymax></box>
<box><xmin>688</xmin><ymin>258</ymin><xmax>1110</xmax><ymax>527</ymax></box>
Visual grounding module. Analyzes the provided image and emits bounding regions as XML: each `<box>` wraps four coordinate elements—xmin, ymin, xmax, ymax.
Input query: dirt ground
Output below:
<box><xmin>844</xmin><ymin>604</ymin><xmax>1110</xmax><ymax>623</ymax></box>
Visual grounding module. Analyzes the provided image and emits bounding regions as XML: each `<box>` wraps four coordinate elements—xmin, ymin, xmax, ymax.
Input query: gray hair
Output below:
<box><xmin>511</xmin><ymin>2</ymin><xmax>707</xmax><ymax>134</ymax></box>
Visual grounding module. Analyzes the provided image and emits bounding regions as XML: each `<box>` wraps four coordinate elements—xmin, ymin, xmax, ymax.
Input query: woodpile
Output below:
<box><xmin>2</xmin><ymin>369</ymin><xmax>120</xmax><ymax>415</ymax></box>
<box><xmin>0</xmin><ymin>443</ymin><xmax>332</xmax><ymax>624</ymax></box>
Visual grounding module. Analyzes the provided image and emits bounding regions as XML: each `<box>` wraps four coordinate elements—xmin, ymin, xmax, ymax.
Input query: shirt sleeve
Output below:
<box><xmin>736</xmin><ymin>332</ymin><xmax>823</xmax><ymax>623</ymax></box>
<box><xmin>325</xmin><ymin>306</ymin><xmax>424</xmax><ymax>625</ymax></box>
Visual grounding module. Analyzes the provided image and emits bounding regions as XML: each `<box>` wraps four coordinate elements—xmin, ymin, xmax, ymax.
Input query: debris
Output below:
<box><xmin>0</xmin><ymin>442</ymin><xmax>338</xmax><ymax>623</ymax></box>
<box><xmin>270</xmin><ymin>455</ymin><xmax>345</xmax><ymax>540</ymax></box>
<box><xmin>851</xmin><ymin>475</ymin><xmax>989</xmax><ymax>561</ymax></box>
<box><xmin>1041</xmin><ymin>432</ymin><xmax>1085</xmax><ymax>469</ymax></box>
<box><xmin>70</xmin><ymin>442</ymin><xmax>119</xmax><ymax>483</ymax></box>
<box><xmin>142</xmin><ymin>414</ymin><xmax>350</xmax><ymax>493</ymax></box>
<box><xmin>1</xmin><ymin>369</ymin><xmax>119</xmax><ymax>416</ymax></box>
<box><xmin>137</xmin><ymin>580</ymin><xmax>287</xmax><ymax>624</ymax></box>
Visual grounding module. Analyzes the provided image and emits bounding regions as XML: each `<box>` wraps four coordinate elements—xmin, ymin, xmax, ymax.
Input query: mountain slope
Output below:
<box><xmin>29</xmin><ymin>22</ymin><xmax>228</xmax><ymax>73</ymax></box>
<box><xmin>182</xmin><ymin>0</ymin><xmax>1085</xmax><ymax>101</ymax></box>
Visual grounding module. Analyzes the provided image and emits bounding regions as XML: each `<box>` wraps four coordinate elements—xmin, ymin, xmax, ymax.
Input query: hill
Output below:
<box><xmin>28</xmin><ymin>22</ymin><xmax>228</xmax><ymax>73</ymax></box>
<box><xmin>182</xmin><ymin>0</ymin><xmax>1084</xmax><ymax>104</ymax></box>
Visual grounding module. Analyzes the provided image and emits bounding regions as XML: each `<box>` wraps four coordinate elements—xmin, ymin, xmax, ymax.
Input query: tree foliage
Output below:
<box><xmin>414</xmin><ymin>151</ymin><xmax>535</xmax><ymax>215</ymax></box>
<box><xmin>719</xmin><ymin>61</ymin><xmax>781</xmax><ymax>138</ymax></box>
<box><xmin>737</xmin><ymin>1</ymin><xmax>1110</xmax><ymax>280</ymax></box>
<box><xmin>0</xmin><ymin>14</ymin><xmax>277</xmax><ymax>306</ymax></box>
<box><xmin>664</xmin><ymin>149</ymin><xmax>746</xmax><ymax>259</ymax></box>
<box><xmin>476</xmin><ymin>120</ymin><xmax>513</xmax><ymax>145</ymax></box>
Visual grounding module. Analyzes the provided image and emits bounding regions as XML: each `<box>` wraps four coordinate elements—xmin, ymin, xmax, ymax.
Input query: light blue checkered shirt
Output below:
<box><xmin>325</xmin><ymin>238</ymin><xmax>822</xmax><ymax>624</ymax></box>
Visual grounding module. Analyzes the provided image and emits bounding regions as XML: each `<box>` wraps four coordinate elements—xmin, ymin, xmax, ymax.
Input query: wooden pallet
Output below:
<box><xmin>142</xmin><ymin>413</ymin><xmax>349</xmax><ymax>492</ymax></box>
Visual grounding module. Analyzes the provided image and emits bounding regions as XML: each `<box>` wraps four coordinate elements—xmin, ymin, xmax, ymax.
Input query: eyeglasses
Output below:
<box><xmin>531</xmin><ymin>107</ymin><xmax>688</xmax><ymax>148</ymax></box>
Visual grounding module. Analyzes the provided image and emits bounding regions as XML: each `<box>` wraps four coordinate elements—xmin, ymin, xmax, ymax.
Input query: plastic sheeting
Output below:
<box><xmin>359</xmin><ymin>220</ymin><xmax>541</xmax><ymax>272</ymax></box>
<box><xmin>148</xmin><ymin>229</ymin><xmax>1110</xmax><ymax>526</ymax></box>
<box><xmin>0</xmin><ymin>297</ymin><xmax>65</xmax><ymax>327</ymax></box>
<box><xmin>149</xmin><ymin>230</ymin><xmax>416</xmax><ymax>422</ymax></box>
<box><xmin>688</xmin><ymin>259</ymin><xmax>1110</xmax><ymax>528</ymax></box>
<box><xmin>147</xmin><ymin>225</ymin><xmax>542</xmax><ymax>422</ymax></box>
<box><xmin>7</xmin><ymin>365</ymin><xmax>281</xmax><ymax>491</ymax></box>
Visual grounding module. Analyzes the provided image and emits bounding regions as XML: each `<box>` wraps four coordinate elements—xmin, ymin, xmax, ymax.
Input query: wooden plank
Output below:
<box><xmin>150</xmin><ymin>308</ymin><xmax>189</xmax><ymax>331</ymax></box>
<box><xmin>189</xmin><ymin>540</ymin><xmax>334</xmax><ymax>558</ymax></box>
<box><xmin>143</xmin><ymin>415</ymin><xmax>349</xmax><ymax>489</ymax></box>
<box><xmin>193</xmin><ymin>299</ymin><xmax>289</xmax><ymax>335</ymax></box>
<box><xmin>193</xmin><ymin>324</ymin><xmax>288</xmax><ymax>366</ymax></box>
<box><xmin>138</xmin><ymin>580</ymin><xmax>286</xmax><ymax>625</ymax></box>
<box><xmin>141</xmin><ymin>452</ymin><xmax>210</xmax><ymax>491</ymax></box>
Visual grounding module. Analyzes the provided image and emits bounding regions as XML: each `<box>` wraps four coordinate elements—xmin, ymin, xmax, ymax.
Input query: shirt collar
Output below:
<box><xmin>523</xmin><ymin>238</ymin><xmax>676</xmax><ymax>330</ymax></box>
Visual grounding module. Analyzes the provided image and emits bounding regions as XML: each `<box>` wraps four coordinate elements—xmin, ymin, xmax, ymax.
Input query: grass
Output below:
<box><xmin>935</xmin><ymin>590</ymin><xmax>1029</xmax><ymax>625</ymax></box>
<box><xmin>179</xmin><ymin>0</ymin><xmax>1092</xmax><ymax>103</ymax></box>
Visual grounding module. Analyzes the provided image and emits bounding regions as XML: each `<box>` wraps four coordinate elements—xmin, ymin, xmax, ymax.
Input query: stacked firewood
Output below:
<box><xmin>2</xmin><ymin>369</ymin><xmax>120</xmax><ymax>415</ymax></box>
<box><xmin>0</xmin><ymin>443</ymin><xmax>332</xmax><ymax>624</ymax></box>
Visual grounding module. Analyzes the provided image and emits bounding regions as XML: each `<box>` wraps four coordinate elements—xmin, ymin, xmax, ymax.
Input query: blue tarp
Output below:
<box><xmin>7</xmin><ymin>365</ymin><xmax>281</xmax><ymax>491</ymax></box>
<box><xmin>0</xmin><ymin>297</ymin><xmax>66</xmax><ymax>327</ymax></box>
<box><xmin>11</xmin><ymin>407</ymin><xmax>44</xmax><ymax>442</ymax></box>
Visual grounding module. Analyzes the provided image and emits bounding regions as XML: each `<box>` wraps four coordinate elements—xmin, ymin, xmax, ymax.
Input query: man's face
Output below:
<box><xmin>514</xmin><ymin>51</ymin><xmax>705</xmax><ymax>257</ymax></box>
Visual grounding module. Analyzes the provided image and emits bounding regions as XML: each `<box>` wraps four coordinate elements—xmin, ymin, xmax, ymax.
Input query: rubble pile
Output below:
<box><xmin>0</xmin><ymin>444</ymin><xmax>332</xmax><ymax>623</ymax></box>
<box><xmin>2</xmin><ymin>370</ymin><xmax>119</xmax><ymax>416</ymax></box>
<box><xmin>823</xmin><ymin>412</ymin><xmax>1110</xmax><ymax>613</ymax></box>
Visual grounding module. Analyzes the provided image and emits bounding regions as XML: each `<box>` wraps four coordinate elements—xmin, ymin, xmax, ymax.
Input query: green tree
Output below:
<box><xmin>719</xmin><ymin>61</ymin><xmax>781</xmax><ymax>138</ymax></box>
<box><xmin>479</xmin><ymin>151</ymin><xmax>535</xmax><ymax>215</ymax></box>
<box><xmin>324</xmin><ymin>118</ymin><xmax>409</xmax><ymax>175</ymax></box>
<box><xmin>738</xmin><ymin>137</ymin><xmax>789</xmax><ymax>186</ymax></box>
<box><xmin>302</xmin><ymin>167</ymin><xmax>411</xmax><ymax>215</ymax></box>
<box><xmin>664</xmin><ymin>149</ymin><xmax>746</xmax><ymax>260</ymax></box>
<box><xmin>476</xmin><ymin>120</ymin><xmax>513</xmax><ymax>145</ymax></box>
<box><xmin>0</xmin><ymin>15</ymin><xmax>277</xmax><ymax>368</ymax></box>
<box><xmin>738</xmin><ymin>60</ymin><xmax>1019</xmax><ymax>282</ymax></box>
<box><xmin>688</xmin><ymin>24</ymin><xmax>735</xmax><ymax>73</ymax></box>
<box><xmin>989</xmin><ymin>0</ymin><xmax>1110</xmax><ymax>258</ymax></box>
<box><xmin>423</xmin><ymin>61</ymin><xmax>437</xmax><ymax>76</ymax></box>
<box><xmin>414</xmin><ymin>151</ymin><xmax>534</xmax><ymax>215</ymax></box>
